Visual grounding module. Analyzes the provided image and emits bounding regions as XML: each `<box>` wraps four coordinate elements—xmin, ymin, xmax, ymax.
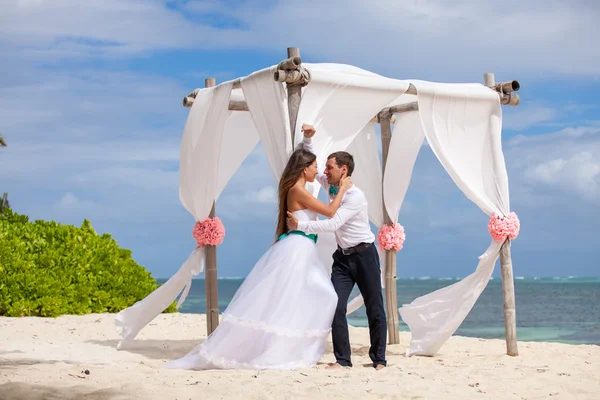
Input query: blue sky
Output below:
<box><xmin>1</xmin><ymin>0</ymin><xmax>598</xmax><ymax>279</ymax></box>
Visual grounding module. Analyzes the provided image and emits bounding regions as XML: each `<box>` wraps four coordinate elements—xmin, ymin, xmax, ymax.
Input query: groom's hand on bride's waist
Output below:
<box><xmin>286</xmin><ymin>211</ymin><xmax>299</xmax><ymax>230</ymax></box>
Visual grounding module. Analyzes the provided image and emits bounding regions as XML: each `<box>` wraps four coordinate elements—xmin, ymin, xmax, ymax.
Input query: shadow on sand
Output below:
<box><xmin>86</xmin><ymin>339</ymin><xmax>204</xmax><ymax>360</ymax></box>
<box><xmin>0</xmin><ymin>382</ymin><xmax>129</xmax><ymax>400</ymax></box>
<box><xmin>0</xmin><ymin>358</ymin><xmax>83</xmax><ymax>371</ymax></box>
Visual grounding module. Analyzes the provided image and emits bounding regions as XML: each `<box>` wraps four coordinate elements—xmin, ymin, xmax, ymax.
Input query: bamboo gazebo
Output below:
<box><xmin>116</xmin><ymin>47</ymin><xmax>522</xmax><ymax>357</ymax></box>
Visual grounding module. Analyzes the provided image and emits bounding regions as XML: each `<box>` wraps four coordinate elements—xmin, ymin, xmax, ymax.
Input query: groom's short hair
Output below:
<box><xmin>328</xmin><ymin>151</ymin><xmax>355</xmax><ymax>176</ymax></box>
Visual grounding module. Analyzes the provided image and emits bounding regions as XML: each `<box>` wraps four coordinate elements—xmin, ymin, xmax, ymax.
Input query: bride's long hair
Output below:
<box><xmin>276</xmin><ymin>149</ymin><xmax>317</xmax><ymax>239</ymax></box>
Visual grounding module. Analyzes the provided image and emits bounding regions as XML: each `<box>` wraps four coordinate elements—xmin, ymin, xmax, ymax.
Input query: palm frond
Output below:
<box><xmin>0</xmin><ymin>135</ymin><xmax>6</xmax><ymax>147</ymax></box>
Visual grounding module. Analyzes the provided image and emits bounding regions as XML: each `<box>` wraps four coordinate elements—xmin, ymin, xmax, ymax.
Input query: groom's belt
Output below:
<box><xmin>337</xmin><ymin>242</ymin><xmax>372</xmax><ymax>256</ymax></box>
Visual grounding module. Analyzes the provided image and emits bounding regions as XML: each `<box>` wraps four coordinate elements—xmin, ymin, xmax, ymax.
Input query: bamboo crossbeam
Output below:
<box><xmin>184</xmin><ymin>80</ymin><xmax>518</xmax><ymax>110</ymax></box>
<box><xmin>277</xmin><ymin>55</ymin><xmax>302</xmax><ymax>71</ymax></box>
<box><xmin>229</xmin><ymin>100</ymin><xmax>248</xmax><ymax>111</ymax></box>
<box><xmin>501</xmin><ymin>93</ymin><xmax>520</xmax><ymax>106</ymax></box>
<box><xmin>184</xmin><ymin>89</ymin><xmax>516</xmax><ymax>109</ymax></box>
<box><xmin>495</xmin><ymin>80</ymin><xmax>520</xmax><ymax>93</ymax></box>
<box><xmin>186</xmin><ymin>90</ymin><xmax>515</xmax><ymax>121</ymax></box>
<box><xmin>183</xmin><ymin>67</ymin><xmax>520</xmax><ymax>127</ymax></box>
<box><xmin>211</xmin><ymin>100</ymin><xmax>403</xmax><ymax>123</ymax></box>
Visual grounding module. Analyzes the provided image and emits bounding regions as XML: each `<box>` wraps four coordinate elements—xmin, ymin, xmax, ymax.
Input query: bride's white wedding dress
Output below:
<box><xmin>165</xmin><ymin>209</ymin><xmax>338</xmax><ymax>370</ymax></box>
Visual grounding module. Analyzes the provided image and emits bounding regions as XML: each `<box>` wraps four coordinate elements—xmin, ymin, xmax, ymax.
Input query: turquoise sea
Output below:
<box><xmin>160</xmin><ymin>277</ymin><xmax>600</xmax><ymax>345</ymax></box>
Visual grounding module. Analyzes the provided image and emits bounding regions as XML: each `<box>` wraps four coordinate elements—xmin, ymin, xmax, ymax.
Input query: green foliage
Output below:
<box><xmin>0</xmin><ymin>209</ymin><xmax>176</xmax><ymax>317</ymax></box>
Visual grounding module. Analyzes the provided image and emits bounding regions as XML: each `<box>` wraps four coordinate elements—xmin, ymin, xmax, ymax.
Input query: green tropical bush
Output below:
<box><xmin>0</xmin><ymin>208</ymin><xmax>176</xmax><ymax>317</ymax></box>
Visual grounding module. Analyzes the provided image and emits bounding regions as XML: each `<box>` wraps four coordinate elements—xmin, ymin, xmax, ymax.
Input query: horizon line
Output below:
<box><xmin>155</xmin><ymin>276</ymin><xmax>600</xmax><ymax>280</ymax></box>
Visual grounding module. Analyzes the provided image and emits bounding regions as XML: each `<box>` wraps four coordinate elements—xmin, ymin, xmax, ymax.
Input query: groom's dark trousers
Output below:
<box><xmin>331</xmin><ymin>241</ymin><xmax>387</xmax><ymax>367</ymax></box>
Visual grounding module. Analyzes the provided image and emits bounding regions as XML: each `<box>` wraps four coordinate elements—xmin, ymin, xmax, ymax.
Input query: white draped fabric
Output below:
<box><xmin>292</xmin><ymin>64</ymin><xmax>410</xmax><ymax>313</ymax></box>
<box><xmin>383</xmin><ymin>111</ymin><xmax>426</xmax><ymax>222</ymax></box>
<box><xmin>217</xmin><ymin>109</ymin><xmax>261</xmax><ymax>197</ymax></box>
<box><xmin>398</xmin><ymin>81</ymin><xmax>509</xmax><ymax>356</ymax></box>
<box><xmin>115</xmin><ymin>62</ymin><xmax>512</xmax><ymax>359</ymax></box>
<box><xmin>296</xmin><ymin>63</ymin><xmax>409</xmax><ymax>160</ymax></box>
<box><xmin>115</xmin><ymin>82</ymin><xmax>260</xmax><ymax>349</ymax></box>
<box><xmin>240</xmin><ymin>67</ymin><xmax>292</xmax><ymax>180</ymax></box>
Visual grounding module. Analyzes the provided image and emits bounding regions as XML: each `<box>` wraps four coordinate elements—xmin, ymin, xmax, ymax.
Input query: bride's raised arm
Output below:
<box><xmin>289</xmin><ymin>175</ymin><xmax>352</xmax><ymax>218</ymax></box>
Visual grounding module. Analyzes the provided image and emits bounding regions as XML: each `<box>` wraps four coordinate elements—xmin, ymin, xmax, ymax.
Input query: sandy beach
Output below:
<box><xmin>1</xmin><ymin>313</ymin><xmax>598</xmax><ymax>400</ymax></box>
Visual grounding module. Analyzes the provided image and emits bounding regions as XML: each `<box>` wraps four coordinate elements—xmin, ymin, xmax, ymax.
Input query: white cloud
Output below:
<box><xmin>0</xmin><ymin>0</ymin><xmax>243</xmax><ymax>57</ymax></box>
<box><xmin>501</xmin><ymin>124</ymin><xmax>600</xmax><ymax>208</ymax></box>
<box><xmin>244</xmin><ymin>186</ymin><xmax>277</xmax><ymax>204</ymax></box>
<box><xmin>0</xmin><ymin>139</ymin><xmax>180</xmax><ymax>183</ymax></box>
<box><xmin>502</xmin><ymin>104</ymin><xmax>559</xmax><ymax>131</ymax></box>
<box><xmin>52</xmin><ymin>192</ymin><xmax>116</xmax><ymax>222</ymax></box>
<box><xmin>524</xmin><ymin>152</ymin><xmax>600</xmax><ymax>201</ymax></box>
<box><xmin>0</xmin><ymin>0</ymin><xmax>598</xmax><ymax>80</ymax></box>
<box><xmin>0</xmin><ymin>68</ymin><xmax>189</xmax><ymax>147</ymax></box>
<box><xmin>56</xmin><ymin>192</ymin><xmax>79</xmax><ymax>207</ymax></box>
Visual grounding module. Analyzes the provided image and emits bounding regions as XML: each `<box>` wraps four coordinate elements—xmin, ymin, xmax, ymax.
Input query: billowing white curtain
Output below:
<box><xmin>238</xmin><ymin>64</ymin><xmax>411</xmax><ymax>289</ymax></box>
<box><xmin>296</xmin><ymin>63</ymin><xmax>410</xmax><ymax>167</ymax></box>
<box><xmin>383</xmin><ymin>111</ymin><xmax>426</xmax><ymax>222</ymax></box>
<box><xmin>293</xmin><ymin>64</ymin><xmax>410</xmax><ymax>312</ymax></box>
<box><xmin>240</xmin><ymin>67</ymin><xmax>292</xmax><ymax>180</ymax></box>
<box><xmin>216</xmin><ymin>102</ymin><xmax>261</xmax><ymax>197</ymax></box>
<box><xmin>398</xmin><ymin>81</ymin><xmax>509</xmax><ymax>356</ymax></box>
<box><xmin>115</xmin><ymin>81</ymin><xmax>260</xmax><ymax>349</ymax></box>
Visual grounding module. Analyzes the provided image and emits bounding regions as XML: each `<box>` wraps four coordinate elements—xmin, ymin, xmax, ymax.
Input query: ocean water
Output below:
<box><xmin>161</xmin><ymin>277</ymin><xmax>600</xmax><ymax>345</ymax></box>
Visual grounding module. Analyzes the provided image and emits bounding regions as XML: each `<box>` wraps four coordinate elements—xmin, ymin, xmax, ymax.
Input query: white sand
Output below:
<box><xmin>1</xmin><ymin>313</ymin><xmax>598</xmax><ymax>400</ymax></box>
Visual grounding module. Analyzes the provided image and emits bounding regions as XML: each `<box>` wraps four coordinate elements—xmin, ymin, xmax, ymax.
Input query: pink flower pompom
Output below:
<box><xmin>192</xmin><ymin>217</ymin><xmax>225</xmax><ymax>247</ymax></box>
<box><xmin>377</xmin><ymin>223</ymin><xmax>406</xmax><ymax>252</ymax></box>
<box><xmin>488</xmin><ymin>212</ymin><xmax>520</xmax><ymax>242</ymax></box>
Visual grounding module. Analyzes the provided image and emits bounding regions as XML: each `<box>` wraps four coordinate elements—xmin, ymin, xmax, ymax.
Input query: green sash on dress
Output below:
<box><xmin>278</xmin><ymin>230</ymin><xmax>318</xmax><ymax>243</ymax></box>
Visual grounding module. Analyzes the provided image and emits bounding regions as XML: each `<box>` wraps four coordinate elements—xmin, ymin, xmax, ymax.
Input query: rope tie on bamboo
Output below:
<box><xmin>274</xmin><ymin>66</ymin><xmax>311</xmax><ymax>87</ymax></box>
<box><xmin>295</xmin><ymin>66</ymin><xmax>311</xmax><ymax>87</ymax></box>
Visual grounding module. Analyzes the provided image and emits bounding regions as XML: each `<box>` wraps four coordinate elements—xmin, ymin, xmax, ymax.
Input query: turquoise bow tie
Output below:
<box><xmin>329</xmin><ymin>185</ymin><xmax>338</xmax><ymax>196</ymax></box>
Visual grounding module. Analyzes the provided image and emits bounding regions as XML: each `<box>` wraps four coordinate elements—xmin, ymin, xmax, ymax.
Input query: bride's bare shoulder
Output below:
<box><xmin>288</xmin><ymin>184</ymin><xmax>305</xmax><ymax>195</ymax></box>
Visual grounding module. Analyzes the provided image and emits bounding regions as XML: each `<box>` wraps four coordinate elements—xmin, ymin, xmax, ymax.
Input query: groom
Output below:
<box><xmin>287</xmin><ymin>124</ymin><xmax>387</xmax><ymax>370</ymax></box>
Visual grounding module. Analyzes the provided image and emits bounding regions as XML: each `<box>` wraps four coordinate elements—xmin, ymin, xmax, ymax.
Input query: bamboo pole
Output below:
<box><xmin>379</xmin><ymin>113</ymin><xmax>400</xmax><ymax>345</ymax></box>
<box><xmin>286</xmin><ymin>47</ymin><xmax>302</xmax><ymax>146</ymax></box>
<box><xmin>204</xmin><ymin>78</ymin><xmax>220</xmax><ymax>336</ymax></box>
<box><xmin>483</xmin><ymin>72</ymin><xmax>496</xmax><ymax>88</ymax></box>
<box><xmin>500</xmin><ymin>239</ymin><xmax>518</xmax><ymax>356</ymax></box>
<box><xmin>484</xmin><ymin>72</ymin><xmax>518</xmax><ymax>356</ymax></box>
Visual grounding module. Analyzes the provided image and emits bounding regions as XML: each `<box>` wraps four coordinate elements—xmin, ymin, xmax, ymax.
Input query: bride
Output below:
<box><xmin>165</xmin><ymin>128</ymin><xmax>352</xmax><ymax>370</ymax></box>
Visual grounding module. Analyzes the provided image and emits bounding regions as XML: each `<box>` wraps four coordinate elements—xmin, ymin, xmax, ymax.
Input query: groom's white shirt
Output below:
<box><xmin>295</xmin><ymin>137</ymin><xmax>375</xmax><ymax>250</ymax></box>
